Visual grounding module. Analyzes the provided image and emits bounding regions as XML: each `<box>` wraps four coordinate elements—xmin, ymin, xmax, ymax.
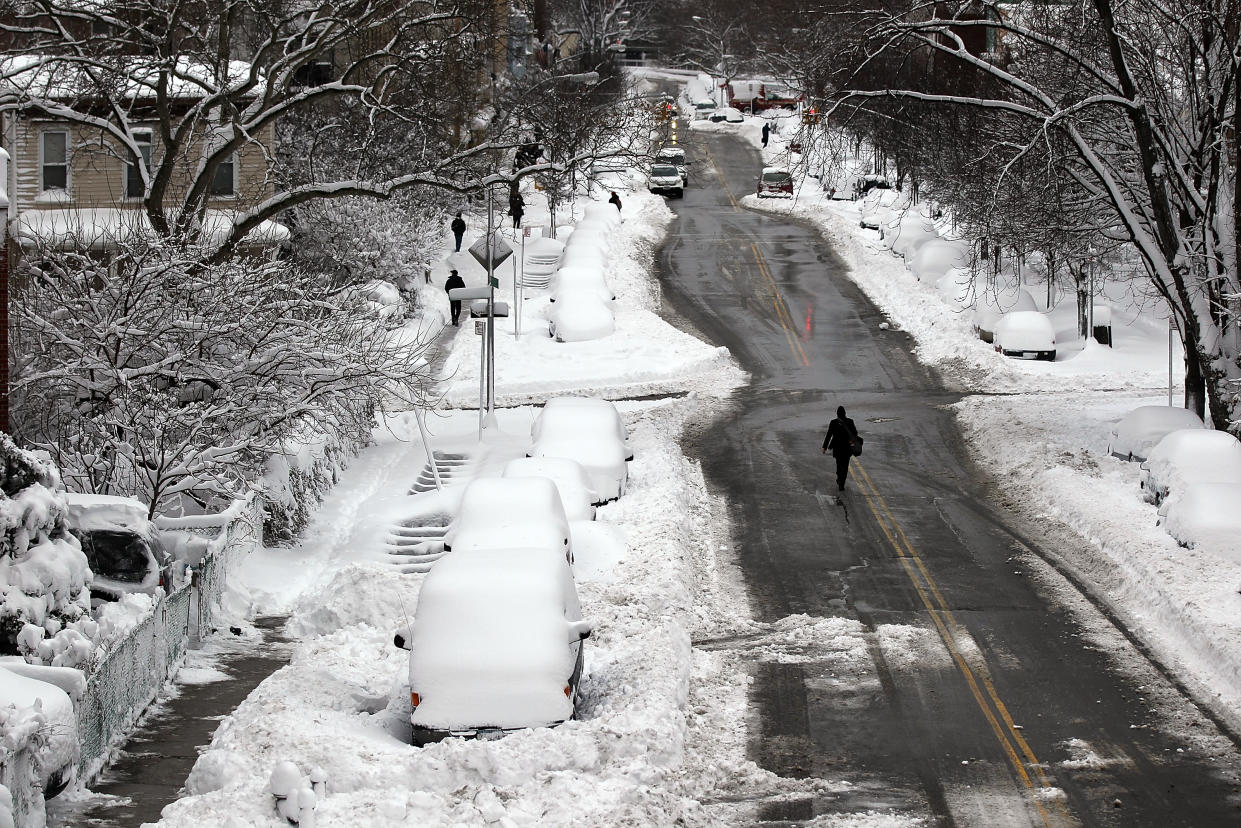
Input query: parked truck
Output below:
<box><xmin>727</xmin><ymin>80</ymin><xmax>805</xmax><ymax>112</ymax></box>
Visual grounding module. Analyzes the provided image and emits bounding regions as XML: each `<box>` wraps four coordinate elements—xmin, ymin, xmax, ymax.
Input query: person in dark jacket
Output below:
<box><xmin>450</xmin><ymin>212</ymin><xmax>466</xmax><ymax>252</ymax></box>
<box><xmin>444</xmin><ymin>269</ymin><xmax>465</xmax><ymax>326</ymax></box>
<box><xmin>508</xmin><ymin>192</ymin><xmax>525</xmax><ymax>228</ymax></box>
<box><xmin>761</xmin><ymin>122</ymin><xmax>770</xmax><ymax>147</ymax></box>
<box><xmin>821</xmin><ymin>406</ymin><xmax>859</xmax><ymax>491</ymax></box>
<box><xmin>608</xmin><ymin>191</ymin><xmax>622</xmax><ymax>212</ymax></box>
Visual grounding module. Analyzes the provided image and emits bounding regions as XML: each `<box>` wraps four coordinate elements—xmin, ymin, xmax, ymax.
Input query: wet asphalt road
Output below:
<box><xmin>658</xmin><ymin>125</ymin><xmax>1241</xmax><ymax>826</ymax></box>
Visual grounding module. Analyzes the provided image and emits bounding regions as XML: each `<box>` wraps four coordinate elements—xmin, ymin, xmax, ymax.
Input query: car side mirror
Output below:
<box><xmin>393</xmin><ymin>625</ymin><xmax>412</xmax><ymax>650</ymax></box>
<box><xmin>567</xmin><ymin>619</ymin><xmax>593</xmax><ymax>641</ymax></box>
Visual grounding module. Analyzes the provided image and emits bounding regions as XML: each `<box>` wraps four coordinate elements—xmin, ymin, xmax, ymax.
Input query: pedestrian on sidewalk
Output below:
<box><xmin>608</xmin><ymin>191</ymin><xmax>622</xmax><ymax>212</ymax></box>
<box><xmin>821</xmin><ymin>406</ymin><xmax>862</xmax><ymax>491</ymax></box>
<box><xmin>761</xmin><ymin>122</ymin><xmax>770</xmax><ymax>148</ymax></box>
<box><xmin>445</xmin><ymin>269</ymin><xmax>465</xmax><ymax>326</ymax></box>
<box><xmin>508</xmin><ymin>192</ymin><xmax>525</xmax><ymax>229</ymax></box>
<box><xmin>451</xmin><ymin>212</ymin><xmax>466</xmax><ymax>252</ymax></box>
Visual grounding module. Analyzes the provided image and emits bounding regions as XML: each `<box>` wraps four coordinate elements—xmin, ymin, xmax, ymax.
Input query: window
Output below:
<box><xmin>125</xmin><ymin>130</ymin><xmax>152</xmax><ymax>199</ymax></box>
<box><xmin>209</xmin><ymin>153</ymin><xmax>235</xmax><ymax>197</ymax></box>
<box><xmin>41</xmin><ymin>131</ymin><xmax>68</xmax><ymax>192</ymax></box>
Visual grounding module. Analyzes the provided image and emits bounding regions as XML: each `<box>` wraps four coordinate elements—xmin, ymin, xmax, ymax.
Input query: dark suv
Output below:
<box><xmin>65</xmin><ymin>494</ymin><xmax>175</xmax><ymax>604</ymax></box>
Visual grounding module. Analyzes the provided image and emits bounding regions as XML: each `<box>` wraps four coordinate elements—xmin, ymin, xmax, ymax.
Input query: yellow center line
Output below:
<box><xmin>851</xmin><ymin>461</ymin><xmax>1072</xmax><ymax>827</ymax></box>
<box><xmin>750</xmin><ymin>243</ymin><xmax>810</xmax><ymax>367</ymax></box>
<box><xmin>702</xmin><ymin>142</ymin><xmax>738</xmax><ymax>209</ymax></box>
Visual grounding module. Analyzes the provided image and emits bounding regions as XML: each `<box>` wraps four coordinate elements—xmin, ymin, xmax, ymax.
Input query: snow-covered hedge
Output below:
<box><xmin>0</xmin><ymin>435</ymin><xmax>95</xmax><ymax>668</ymax></box>
<box><xmin>261</xmin><ymin>430</ymin><xmax>361</xmax><ymax>544</ymax></box>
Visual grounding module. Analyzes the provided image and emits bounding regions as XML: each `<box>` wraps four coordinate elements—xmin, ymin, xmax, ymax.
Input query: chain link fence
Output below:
<box><xmin>76</xmin><ymin>494</ymin><xmax>264</xmax><ymax>783</ymax></box>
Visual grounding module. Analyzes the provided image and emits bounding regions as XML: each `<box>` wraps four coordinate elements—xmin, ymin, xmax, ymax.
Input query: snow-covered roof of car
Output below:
<box><xmin>1109</xmin><ymin>405</ymin><xmax>1205</xmax><ymax>461</ymax></box>
<box><xmin>1144</xmin><ymin>429</ymin><xmax>1241</xmax><ymax>493</ymax></box>
<box><xmin>64</xmin><ymin>493</ymin><xmax>150</xmax><ymax>532</ymax></box>
<box><xmin>409</xmin><ymin>546</ymin><xmax>579</xmax><ymax>729</ymax></box>
<box><xmin>502</xmin><ymin>457</ymin><xmax>597</xmax><ymax>522</ymax></box>
<box><xmin>443</xmin><ymin>478</ymin><xmax>569</xmax><ymax>554</ymax></box>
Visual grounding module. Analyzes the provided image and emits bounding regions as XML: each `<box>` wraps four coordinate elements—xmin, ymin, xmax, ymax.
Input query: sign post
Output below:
<box><xmin>0</xmin><ymin>148</ymin><xmax>10</xmax><ymax>434</ymax></box>
<box><xmin>466</xmin><ymin>223</ymin><xmax>513</xmax><ymax>435</ymax></box>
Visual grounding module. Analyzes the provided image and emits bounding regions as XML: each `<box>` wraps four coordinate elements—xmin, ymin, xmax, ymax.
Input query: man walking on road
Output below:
<box><xmin>761</xmin><ymin>122</ymin><xmax>770</xmax><ymax>148</ymax></box>
<box><xmin>609</xmin><ymin>191</ymin><xmax>622</xmax><ymax>212</ymax></box>
<box><xmin>445</xmin><ymin>269</ymin><xmax>465</xmax><ymax>326</ymax></box>
<box><xmin>822</xmin><ymin>406</ymin><xmax>861</xmax><ymax>491</ymax></box>
<box><xmin>450</xmin><ymin>212</ymin><xmax>466</xmax><ymax>252</ymax></box>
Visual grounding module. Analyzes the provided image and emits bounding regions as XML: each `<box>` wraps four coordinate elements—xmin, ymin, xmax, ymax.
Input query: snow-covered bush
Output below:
<box><xmin>0</xmin><ymin>435</ymin><xmax>94</xmax><ymax>666</ymax></box>
<box><xmin>11</xmin><ymin>240</ymin><xmax>437</xmax><ymax>518</ymax></box>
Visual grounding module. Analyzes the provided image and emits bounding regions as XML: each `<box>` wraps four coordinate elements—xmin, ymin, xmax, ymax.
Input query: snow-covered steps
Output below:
<box><xmin>384</xmin><ymin>522</ymin><xmax>447</xmax><ymax>573</ymax></box>
<box><xmin>408</xmin><ymin>452</ymin><xmax>474</xmax><ymax>494</ymax></box>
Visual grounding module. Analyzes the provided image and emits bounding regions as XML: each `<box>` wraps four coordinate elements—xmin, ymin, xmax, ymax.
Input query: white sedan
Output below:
<box><xmin>529</xmin><ymin>402</ymin><xmax>629</xmax><ymax>502</ymax></box>
<box><xmin>1140</xmin><ymin>428</ymin><xmax>1241</xmax><ymax>504</ymax></box>
<box><xmin>993</xmin><ymin>311</ymin><xmax>1056</xmax><ymax>361</ymax></box>
<box><xmin>442</xmin><ymin>477</ymin><xmax>572</xmax><ymax>562</ymax></box>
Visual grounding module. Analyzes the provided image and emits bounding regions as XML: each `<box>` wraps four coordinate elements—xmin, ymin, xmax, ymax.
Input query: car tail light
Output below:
<box><xmin>563</xmin><ymin>685</ymin><xmax>571</xmax><ymax>697</ymax></box>
<box><xmin>410</xmin><ymin>691</ymin><xmax>421</xmax><ymax>708</ymax></box>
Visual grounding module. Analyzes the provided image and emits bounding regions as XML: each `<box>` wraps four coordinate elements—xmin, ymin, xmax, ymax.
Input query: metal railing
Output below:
<box><xmin>76</xmin><ymin>494</ymin><xmax>264</xmax><ymax>783</ymax></box>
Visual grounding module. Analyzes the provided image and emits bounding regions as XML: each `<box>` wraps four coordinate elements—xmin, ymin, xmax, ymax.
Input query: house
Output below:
<box><xmin>1</xmin><ymin>55</ymin><xmax>288</xmax><ymax>255</ymax></box>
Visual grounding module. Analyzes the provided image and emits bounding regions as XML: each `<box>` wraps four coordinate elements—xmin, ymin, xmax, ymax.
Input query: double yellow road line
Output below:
<box><xmin>851</xmin><ymin>462</ymin><xmax>1073</xmax><ymax>827</ymax></box>
<box><xmin>750</xmin><ymin>242</ymin><xmax>810</xmax><ymax>367</ymax></box>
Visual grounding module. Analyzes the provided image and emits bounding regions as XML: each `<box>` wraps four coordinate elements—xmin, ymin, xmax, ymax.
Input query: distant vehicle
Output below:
<box><xmin>709</xmin><ymin>106</ymin><xmax>744</xmax><ymax>123</ymax></box>
<box><xmin>757</xmin><ymin>167</ymin><xmax>794</xmax><ymax>198</ymax></box>
<box><xmin>654</xmin><ymin>147</ymin><xmax>689</xmax><ymax>185</ymax></box>
<box><xmin>692</xmin><ymin>99</ymin><xmax>718</xmax><ymax>120</ymax></box>
<box><xmin>647</xmin><ymin>163</ymin><xmax>684</xmax><ymax>198</ymax></box>
<box><xmin>727</xmin><ymin>80</ymin><xmax>805</xmax><ymax>112</ymax></box>
<box><xmin>992</xmin><ymin>311</ymin><xmax>1056</xmax><ymax>361</ymax></box>
<box><xmin>395</xmin><ymin>546</ymin><xmax>592</xmax><ymax>745</ymax></box>
<box><xmin>442</xmin><ymin>477</ymin><xmax>571</xmax><ymax>562</ymax></box>
<box><xmin>548</xmin><ymin>289</ymin><xmax>616</xmax><ymax>343</ymax></box>
<box><xmin>529</xmin><ymin>404</ymin><xmax>629</xmax><ymax>501</ymax></box>
<box><xmin>64</xmin><ymin>493</ymin><xmax>176</xmax><ymax>605</ymax></box>
<box><xmin>0</xmin><ymin>662</ymin><xmax>82</xmax><ymax>800</ymax></box>
<box><xmin>1140</xmin><ymin>429</ymin><xmax>1241</xmax><ymax>505</ymax></box>
<box><xmin>1108</xmin><ymin>405</ymin><xmax>1206</xmax><ymax>462</ymax></box>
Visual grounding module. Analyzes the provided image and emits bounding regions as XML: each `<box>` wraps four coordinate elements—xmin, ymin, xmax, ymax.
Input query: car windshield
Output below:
<box><xmin>651</xmin><ymin>165</ymin><xmax>679</xmax><ymax>177</ymax></box>
<box><xmin>762</xmin><ymin>171</ymin><xmax>792</xmax><ymax>184</ymax></box>
<box><xmin>695</xmin><ymin>101</ymin><xmax>715</xmax><ymax>110</ymax></box>
<box><xmin>76</xmin><ymin>529</ymin><xmax>152</xmax><ymax>583</ymax></box>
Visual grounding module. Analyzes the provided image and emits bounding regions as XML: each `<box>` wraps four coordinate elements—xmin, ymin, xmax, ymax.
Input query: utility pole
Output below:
<box><xmin>0</xmin><ymin>147</ymin><xmax>10</xmax><ymax>435</ymax></box>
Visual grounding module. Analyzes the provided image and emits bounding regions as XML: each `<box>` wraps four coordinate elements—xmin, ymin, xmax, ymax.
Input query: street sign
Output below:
<box><xmin>523</xmin><ymin>227</ymin><xmax>532</xmax><ymax>238</ymax></box>
<box><xmin>467</xmin><ymin>232</ymin><xmax>514</xmax><ymax>269</ymax></box>
<box><xmin>474</xmin><ymin>321</ymin><xmax>485</xmax><ymax>335</ymax></box>
<box><xmin>470</xmin><ymin>300</ymin><xmax>510</xmax><ymax>317</ymax></box>
<box><xmin>488</xmin><ymin>276</ymin><xmax>500</xmax><ymax>288</ymax></box>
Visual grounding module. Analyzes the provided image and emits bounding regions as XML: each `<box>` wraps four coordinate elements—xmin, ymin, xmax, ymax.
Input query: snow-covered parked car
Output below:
<box><xmin>1157</xmin><ymin>483</ymin><xmax>1241</xmax><ymax>563</ymax></box>
<box><xmin>394</xmin><ymin>545</ymin><xmax>591</xmax><ymax>745</ymax></box>
<box><xmin>972</xmin><ymin>286</ymin><xmax>1037</xmax><ymax>342</ymax></box>
<box><xmin>884</xmin><ymin>210</ymin><xmax>938</xmax><ymax>258</ymax></box>
<box><xmin>529</xmin><ymin>407</ymin><xmax>629</xmax><ymax>502</ymax></box>
<box><xmin>560</xmin><ymin>239</ymin><xmax>610</xmax><ymax>271</ymax></box>
<box><xmin>442</xmin><ymin>477</ymin><xmax>571</xmax><ymax>563</ymax></box>
<box><xmin>502</xmin><ymin>457</ymin><xmax>598</xmax><ymax>522</ymax></box>
<box><xmin>654</xmin><ymin>147</ymin><xmax>689</xmax><ymax>185</ymax></box>
<box><xmin>1108</xmin><ymin>405</ymin><xmax>1206</xmax><ymax>462</ymax></box>
<box><xmin>0</xmin><ymin>661</ymin><xmax>82</xmax><ymax>801</ymax></box>
<box><xmin>992</xmin><ymin>311</ymin><xmax>1056</xmax><ymax>361</ymax></box>
<box><xmin>911</xmin><ymin>239</ymin><xmax>970</xmax><ymax>282</ymax></box>
<box><xmin>582</xmin><ymin>202</ymin><xmax>623</xmax><ymax>230</ymax></box>
<box><xmin>858</xmin><ymin>188</ymin><xmax>900</xmax><ymax>230</ymax></box>
<box><xmin>756</xmin><ymin>167</ymin><xmax>794</xmax><ymax>198</ymax></box>
<box><xmin>1139</xmin><ymin>429</ymin><xmax>1241</xmax><ymax>505</ymax></box>
<box><xmin>64</xmin><ymin>493</ymin><xmax>177</xmax><ymax>605</ymax></box>
<box><xmin>551</xmin><ymin>266</ymin><xmax>615</xmax><ymax>304</ymax></box>
<box><xmin>547</xmin><ymin>290</ymin><xmax>615</xmax><ymax>343</ymax></box>
<box><xmin>692</xmin><ymin>99</ymin><xmax>718</xmax><ymax>120</ymax></box>
<box><xmin>532</xmin><ymin>396</ymin><xmax>633</xmax><ymax>461</ymax></box>
<box><xmin>709</xmin><ymin>106</ymin><xmax>744</xmax><ymax>123</ymax></box>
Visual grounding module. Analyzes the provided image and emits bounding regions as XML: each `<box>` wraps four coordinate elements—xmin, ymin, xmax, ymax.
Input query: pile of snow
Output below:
<box><xmin>910</xmin><ymin>239</ymin><xmax>970</xmax><ymax>282</ymax></box>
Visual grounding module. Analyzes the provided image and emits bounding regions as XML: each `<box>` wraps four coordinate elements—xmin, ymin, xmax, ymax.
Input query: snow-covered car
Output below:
<box><xmin>551</xmin><ymin>266</ymin><xmax>616</xmax><ymax>304</ymax></box>
<box><xmin>529</xmin><ymin>402</ymin><xmax>630</xmax><ymax>501</ymax></box>
<box><xmin>532</xmin><ymin>397</ymin><xmax>633</xmax><ymax>462</ymax></box>
<box><xmin>442</xmin><ymin>477</ymin><xmax>571</xmax><ymax>562</ymax></box>
<box><xmin>560</xmin><ymin>240</ymin><xmax>609</xmax><ymax>270</ymax></box>
<box><xmin>1107</xmin><ymin>405</ymin><xmax>1206</xmax><ymax>462</ymax></box>
<box><xmin>858</xmin><ymin>188</ymin><xmax>900</xmax><ymax>230</ymax></box>
<box><xmin>992</xmin><ymin>311</ymin><xmax>1056</xmax><ymax>361</ymax></box>
<box><xmin>502</xmin><ymin>457</ymin><xmax>598</xmax><ymax>522</ymax></box>
<box><xmin>654</xmin><ymin>147</ymin><xmax>688</xmax><ymax>185</ymax></box>
<box><xmin>692</xmin><ymin>99</ymin><xmax>718</xmax><ymax>120</ymax></box>
<box><xmin>884</xmin><ymin>210</ymin><xmax>939</xmax><ymax>258</ymax></box>
<box><xmin>64</xmin><ymin>493</ymin><xmax>176</xmax><ymax>605</ymax></box>
<box><xmin>910</xmin><ymin>239</ymin><xmax>969</xmax><ymax>282</ymax></box>
<box><xmin>582</xmin><ymin>202</ymin><xmax>623</xmax><ymax>230</ymax></box>
<box><xmin>647</xmin><ymin>164</ymin><xmax>684</xmax><ymax>198</ymax></box>
<box><xmin>1139</xmin><ymin>429</ymin><xmax>1241</xmax><ymax>505</ymax></box>
<box><xmin>756</xmin><ymin>167</ymin><xmax>794</xmax><ymax>198</ymax></box>
<box><xmin>395</xmin><ymin>545</ymin><xmax>591</xmax><ymax>745</ymax></box>
<box><xmin>548</xmin><ymin>289</ymin><xmax>616</xmax><ymax>343</ymax></box>
<box><xmin>972</xmin><ymin>286</ymin><xmax>1037</xmax><ymax>342</ymax></box>
<box><xmin>0</xmin><ymin>663</ymin><xmax>81</xmax><ymax>800</ymax></box>
<box><xmin>1157</xmin><ymin>483</ymin><xmax>1241</xmax><ymax>562</ymax></box>
<box><xmin>709</xmin><ymin>106</ymin><xmax>744</xmax><ymax>123</ymax></box>
<box><xmin>345</xmin><ymin>279</ymin><xmax>404</xmax><ymax>325</ymax></box>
